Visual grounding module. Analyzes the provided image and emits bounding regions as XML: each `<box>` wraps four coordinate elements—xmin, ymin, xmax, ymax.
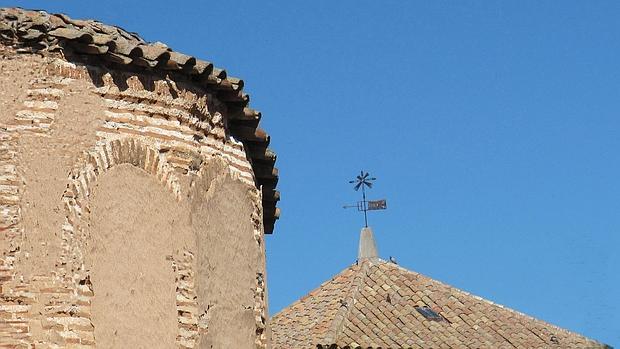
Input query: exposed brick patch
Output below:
<box><xmin>250</xmin><ymin>189</ymin><xmax>264</xmax><ymax>246</ymax></box>
<box><xmin>0</xmin><ymin>129</ymin><xmax>21</xmax><ymax>255</ymax></box>
<box><xmin>250</xmin><ymin>187</ymin><xmax>268</xmax><ymax>349</ymax></box>
<box><xmin>0</xmin><ymin>128</ymin><xmax>29</xmax><ymax>347</ymax></box>
<box><xmin>254</xmin><ymin>272</ymin><xmax>267</xmax><ymax>349</ymax></box>
<box><xmin>1</xmin><ymin>80</ymin><xmax>71</xmax><ymax>345</ymax></box>
<box><xmin>45</xmin><ymin>58</ymin><xmax>256</xmax><ymax>186</ymax></box>
<box><xmin>96</xmin><ymin>95</ymin><xmax>254</xmax><ymax>184</ymax></box>
<box><xmin>6</xmin><ymin>76</ymin><xmax>70</xmax><ymax>135</ymax></box>
<box><xmin>170</xmin><ymin>250</ymin><xmax>202</xmax><ymax>348</ymax></box>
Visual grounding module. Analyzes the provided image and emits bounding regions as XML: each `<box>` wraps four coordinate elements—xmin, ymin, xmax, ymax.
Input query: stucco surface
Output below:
<box><xmin>0</xmin><ymin>48</ymin><xmax>34</xmax><ymax>126</ymax></box>
<box><xmin>87</xmin><ymin>164</ymin><xmax>189</xmax><ymax>348</ymax></box>
<box><xmin>18</xmin><ymin>77</ymin><xmax>103</xmax><ymax>277</ymax></box>
<box><xmin>190</xmin><ymin>160</ymin><xmax>262</xmax><ymax>348</ymax></box>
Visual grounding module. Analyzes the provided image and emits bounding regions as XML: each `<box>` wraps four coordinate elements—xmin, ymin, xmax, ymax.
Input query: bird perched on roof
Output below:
<box><xmin>389</xmin><ymin>256</ymin><xmax>398</xmax><ymax>264</ymax></box>
<box><xmin>550</xmin><ymin>335</ymin><xmax>559</xmax><ymax>344</ymax></box>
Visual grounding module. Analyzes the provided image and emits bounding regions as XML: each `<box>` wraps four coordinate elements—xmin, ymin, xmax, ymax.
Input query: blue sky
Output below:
<box><xmin>2</xmin><ymin>1</ymin><xmax>618</xmax><ymax>345</ymax></box>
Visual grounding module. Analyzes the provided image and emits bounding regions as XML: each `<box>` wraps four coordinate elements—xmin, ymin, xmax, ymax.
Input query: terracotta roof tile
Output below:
<box><xmin>271</xmin><ymin>259</ymin><xmax>609</xmax><ymax>349</ymax></box>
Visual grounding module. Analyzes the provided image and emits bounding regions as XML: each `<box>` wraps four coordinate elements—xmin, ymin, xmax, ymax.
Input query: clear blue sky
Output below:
<box><xmin>3</xmin><ymin>1</ymin><xmax>617</xmax><ymax>345</ymax></box>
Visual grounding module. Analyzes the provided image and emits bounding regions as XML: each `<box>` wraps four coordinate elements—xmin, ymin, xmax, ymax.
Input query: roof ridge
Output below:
<box><xmin>324</xmin><ymin>259</ymin><xmax>373</xmax><ymax>344</ymax></box>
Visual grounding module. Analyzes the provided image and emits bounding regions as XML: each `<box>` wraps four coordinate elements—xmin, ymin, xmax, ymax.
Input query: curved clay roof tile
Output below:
<box><xmin>212</xmin><ymin>67</ymin><xmax>227</xmax><ymax>79</ymax></box>
<box><xmin>19</xmin><ymin>13</ymin><xmax>52</xmax><ymax>31</ymax></box>
<box><xmin>226</xmin><ymin>76</ymin><xmax>244</xmax><ymax>90</ymax></box>
<box><xmin>110</xmin><ymin>37</ymin><xmax>138</xmax><ymax>56</ymax></box>
<box><xmin>69</xmin><ymin>41</ymin><xmax>108</xmax><ymax>55</ymax></box>
<box><xmin>131</xmin><ymin>56</ymin><xmax>158</xmax><ymax>68</ymax></box>
<box><xmin>89</xmin><ymin>21</ymin><xmax>114</xmax><ymax>34</ymax></box>
<box><xmin>171</xmin><ymin>51</ymin><xmax>195</xmax><ymax>66</ymax></box>
<box><xmin>103</xmin><ymin>51</ymin><xmax>132</xmax><ymax>65</ymax></box>
<box><xmin>1</xmin><ymin>8</ymin><xmax>19</xmax><ymax>20</ymax></box>
<box><xmin>130</xmin><ymin>43</ymin><xmax>170</xmax><ymax>61</ymax></box>
<box><xmin>55</xmin><ymin>13</ymin><xmax>91</xmax><ymax>29</ymax></box>
<box><xmin>20</xmin><ymin>28</ymin><xmax>44</xmax><ymax>41</ymax></box>
<box><xmin>0</xmin><ymin>21</ymin><xmax>11</xmax><ymax>32</ymax></box>
<box><xmin>228</xmin><ymin>107</ymin><xmax>261</xmax><ymax>121</ymax></box>
<box><xmin>48</xmin><ymin>27</ymin><xmax>93</xmax><ymax>42</ymax></box>
<box><xmin>166</xmin><ymin>51</ymin><xmax>196</xmax><ymax>71</ymax></box>
<box><xmin>91</xmin><ymin>33</ymin><xmax>115</xmax><ymax>46</ymax></box>
<box><xmin>192</xmin><ymin>59</ymin><xmax>214</xmax><ymax>76</ymax></box>
<box><xmin>47</xmin><ymin>15</ymin><xmax>66</xmax><ymax>30</ymax></box>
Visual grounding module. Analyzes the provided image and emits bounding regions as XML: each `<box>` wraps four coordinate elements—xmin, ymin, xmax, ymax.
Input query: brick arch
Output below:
<box><xmin>41</xmin><ymin>137</ymin><xmax>194</xmax><ymax>347</ymax></box>
<box><xmin>58</xmin><ymin>137</ymin><xmax>182</xmax><ymax>271</ymax></box>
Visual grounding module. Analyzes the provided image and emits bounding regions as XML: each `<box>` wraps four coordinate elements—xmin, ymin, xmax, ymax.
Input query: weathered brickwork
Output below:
<box><xmin>170</xmin><ymin>250</ymin><xmax>202</xmax><ymax>348</ymax></box>
<box><xmin>0</xmin><ymin>44</ymin><xmax>270</xmax><ymax>348</ymax></box>
<box><xmin>49</xmin><ymin>59</ymin><xmax>254</xmax><ymax>186</ymax></box>
<box><xmin>250</xmin><ymin>190</ymin><xmax>268</xmax><ymax>349</ymax></box>
<box><xmin>254</xmin><ymin>271</ymin><xmax>268</xmax><ymax>348</ymax></box>
<box><xmin>6</xmin><ymin>76</ymin><xmax>68</xmax><ymax>135</ymax></box>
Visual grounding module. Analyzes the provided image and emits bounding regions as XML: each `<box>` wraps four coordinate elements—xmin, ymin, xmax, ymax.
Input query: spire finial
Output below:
<box><xmin>358</xmin><ymin>226</ymin><xmax>379</xmax><ymax>260</ymax></box>
<box><xmin>343</xmin><ymin>170</ymin><xmax>387</xmax><ymax>260</ymax></box>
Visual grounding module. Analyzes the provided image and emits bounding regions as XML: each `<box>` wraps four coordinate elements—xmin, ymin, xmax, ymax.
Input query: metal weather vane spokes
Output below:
<box><xmin>343</xmin><ymin>171</ymin><xmax>387</xmax><ymax>227</ymax></box>
<box><xmin>352</xmin><ymin>171</ymin><xmax>375</xmax><ymax>191</ymax></box>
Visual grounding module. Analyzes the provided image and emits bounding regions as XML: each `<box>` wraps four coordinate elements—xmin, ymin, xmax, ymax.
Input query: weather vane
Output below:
<box><xmin>343</xmin><ymin>170</ymin><xmax>387</xmax><ymax>227</ymax></box>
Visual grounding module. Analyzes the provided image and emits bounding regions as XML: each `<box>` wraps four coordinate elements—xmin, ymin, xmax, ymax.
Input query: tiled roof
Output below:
<box><xmin>0</xmin><ymin>7</ymin><xmax>279</xmax><ymax>233</ymax></box>
<box><xmin>271</xmin><ymin>259</ymin><xmax>609</xmax><ymax>349</ymax></box>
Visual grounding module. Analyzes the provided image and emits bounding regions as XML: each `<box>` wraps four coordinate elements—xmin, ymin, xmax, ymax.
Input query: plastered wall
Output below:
<box><xmin>0</xmin><ymin>46</ymin><xmax>268</xmax><ymax>348</ymax></box>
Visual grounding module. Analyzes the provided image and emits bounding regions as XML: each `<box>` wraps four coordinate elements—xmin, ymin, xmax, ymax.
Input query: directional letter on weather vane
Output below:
<box><xmin>343</xmin><ymin>171</ymin><xmax>387</xmax><ymax>227</ymax></box>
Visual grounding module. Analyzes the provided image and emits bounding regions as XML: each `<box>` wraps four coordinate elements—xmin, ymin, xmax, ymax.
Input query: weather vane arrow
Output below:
<box><xmin>343</xmin><ymin>170</ymin><xmax>387</xmax><ymax>227</ymax></box>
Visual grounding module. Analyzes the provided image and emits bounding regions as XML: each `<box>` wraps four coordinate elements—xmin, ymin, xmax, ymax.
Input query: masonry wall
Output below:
<box><xmin>0</xmin><ymin>45</ymin><xmax>268</xmax><ymax>348</ymax></box>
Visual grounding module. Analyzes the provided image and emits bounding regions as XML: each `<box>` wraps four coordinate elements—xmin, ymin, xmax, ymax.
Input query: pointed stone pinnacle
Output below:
<box><xmin>358</xmin><ymin>227</ymin><xmax>379</xmax><ymax>260</ymax></box>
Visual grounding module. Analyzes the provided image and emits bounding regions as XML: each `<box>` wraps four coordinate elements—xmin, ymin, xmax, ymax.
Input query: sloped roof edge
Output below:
<box><xmin>271</xmin><ymin>258</ymin><xmax>610</xmax><ymax>349</ymax></box>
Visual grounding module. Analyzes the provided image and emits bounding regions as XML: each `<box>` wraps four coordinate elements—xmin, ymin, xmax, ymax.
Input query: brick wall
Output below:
<box><xmin>0</xmin><ymin>49</ymin><xmax>268</xmax><ymax>348</ymax></box>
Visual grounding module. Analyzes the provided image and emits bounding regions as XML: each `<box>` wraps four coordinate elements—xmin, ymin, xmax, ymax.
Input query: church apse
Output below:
<box><xmin>0</xmin><ymin>8</ymin><xmax>277</xmax><ymax>348</ymax></box>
